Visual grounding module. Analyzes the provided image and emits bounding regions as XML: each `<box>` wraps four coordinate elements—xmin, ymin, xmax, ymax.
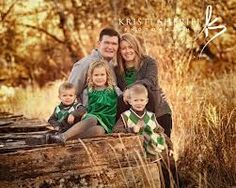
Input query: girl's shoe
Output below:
<box><xmin>47</xmin><ymin>133</ymin><xmax>65</xmax><ymax>145</ymax></box>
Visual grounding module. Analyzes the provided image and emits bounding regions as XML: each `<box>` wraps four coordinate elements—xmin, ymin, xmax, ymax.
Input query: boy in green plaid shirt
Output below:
<box><xmin>113</xmin><ymin>84</ymin><xmax>180</xmax><ymax>187</ymax></box>
<box><xmin>48</xmin><ymin>82</ymin><xmax>86</xmax><ymax>133</ymax></box>
<box><xmin>113</xmin><ymin>84</ymin><xmax>172</xmax><ymax>155</ymax></box>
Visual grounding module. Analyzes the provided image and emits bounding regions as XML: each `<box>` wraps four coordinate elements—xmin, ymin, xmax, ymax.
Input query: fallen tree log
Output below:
<box><xmin>0</xmin><ymin>134</ymin><xmax>161</xmax><ymax>187</ymax></box>
<box><xmin>0</xmin><ymin>113</ymin><xmax>163</xmax><ymax>187</ymax></box>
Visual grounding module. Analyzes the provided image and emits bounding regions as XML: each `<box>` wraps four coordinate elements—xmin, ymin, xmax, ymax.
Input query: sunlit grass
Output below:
<box><xmin>0</xmin><ymin>80</ymin><xmax>63</xmax><ymax>121</ymax></box>
<box><xmin>0</xmin><ymin>59</ymin><xmax>235</xmax><ymax>187</ymax></box>
<box><xmin>160</xmin><ymin>60</ymin><xmax>236</xmax><ymax>187</ymax></box>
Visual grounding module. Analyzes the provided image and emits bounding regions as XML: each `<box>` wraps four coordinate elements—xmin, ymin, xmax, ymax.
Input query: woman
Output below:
<box><xmin>115</xmin><ymin>33</ymin><xmax>172</xmax><ymax>137</ymax></box>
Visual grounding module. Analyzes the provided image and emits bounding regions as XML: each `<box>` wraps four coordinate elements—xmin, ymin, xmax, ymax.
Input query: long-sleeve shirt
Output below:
<box><xmin>115</xmin><ymin>55</ymin><xmax>171</xmax><ymax>117</ymax></box>
<box><xmin>113</xmin><ymin>109</ymin><xmax>173</xmax><ymax>151</ymax></box>
<box><xmin>68</xmin><ymin>49</ymin><xmax>117</xmax><ymax>102</ymax></box>
<box><xmin>48</xmin><ymin>101</ymin><xmax>86</xmax><ymax>132</ymax></box>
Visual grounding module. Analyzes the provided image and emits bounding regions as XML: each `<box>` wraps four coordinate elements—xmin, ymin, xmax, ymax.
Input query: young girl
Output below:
<box><xmin>49</xmin><ymin>60</ymin><xmax>122</xmax><ymax>143</ymax></box>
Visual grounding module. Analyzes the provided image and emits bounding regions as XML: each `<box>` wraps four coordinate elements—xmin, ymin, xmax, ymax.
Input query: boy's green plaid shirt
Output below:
<box><xmin>121</xmin><ymin>109</ymin><xmax>167</xmax><ymax>155</ymax></box>
<box><xmin>55</xmin><ymin>103</ymin><xmax>77</xmax><ymax>122</ymax></box>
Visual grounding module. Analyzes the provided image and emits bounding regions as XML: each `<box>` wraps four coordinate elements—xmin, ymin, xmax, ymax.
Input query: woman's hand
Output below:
<box><xmin>161</xmin><ymin>92</ymin><xmax>167</xmax><ymax>100</ymax></box>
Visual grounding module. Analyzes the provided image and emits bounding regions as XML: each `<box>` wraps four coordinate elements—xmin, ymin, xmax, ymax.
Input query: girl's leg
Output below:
<box><xmin>78</xmin><ymin>125</ymin><xmax>105</xmax><ymax>139</ymax></box>
<box><xmin>62</xmin><ymin>117</ymin><xmax>97</xmax><ymax>141</ymax></box>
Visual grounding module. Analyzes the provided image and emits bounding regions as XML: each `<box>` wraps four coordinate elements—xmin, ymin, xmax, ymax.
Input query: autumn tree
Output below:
<box><xmin>0</xmin><ymin>0</ymin><xmax>235</xmax><ymax>87</ymax></box>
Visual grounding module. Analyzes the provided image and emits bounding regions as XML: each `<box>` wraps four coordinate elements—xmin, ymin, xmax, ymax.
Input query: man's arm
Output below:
<box><xmin>68</xmin><ymin>63</ymin><xmax>87</xmax><ymax>100</ymax></box>
<box><xmin>114</xmin><ymin>86</ymin><xmax>123</xmax><ymax>96</ymax></box>
<box><xmin>82</xmin><ymin>89</ymin><xmax>88</xmax><ymax>107</ymax></box>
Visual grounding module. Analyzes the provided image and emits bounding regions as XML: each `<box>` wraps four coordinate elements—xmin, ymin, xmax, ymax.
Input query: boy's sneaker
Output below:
<box><xmin>25</xmin><ymin>133</ymin><xmax>65</xmax><ymax>146</ymax></box>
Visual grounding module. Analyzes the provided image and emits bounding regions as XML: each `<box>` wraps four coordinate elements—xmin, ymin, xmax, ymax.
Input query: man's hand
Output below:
<box><xmin>67</xmin><ymin>114</ymin><xmax>75</xmax><ymax>125</ymax></box>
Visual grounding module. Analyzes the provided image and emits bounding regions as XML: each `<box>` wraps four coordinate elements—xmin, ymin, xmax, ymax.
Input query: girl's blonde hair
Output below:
<box><xmin>117</xmin><ymin>33</ymin><xmax>145</xmax><ymax>74</ymax></box>
<box><xmin>87</xmin><ymin>60</ymin><xmax>115</xmax><ymax>89</ymax></box>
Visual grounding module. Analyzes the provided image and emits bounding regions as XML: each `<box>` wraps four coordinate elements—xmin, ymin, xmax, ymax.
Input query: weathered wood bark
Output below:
<box><xmin>0</xmin><ymin>114</ymin><xmax>162</xmax><ymax>187</ymax></box>
<box><xmin>0</xmin><ymin>135</ymin><xmax>161</xmax><ymax>187</ymax></box>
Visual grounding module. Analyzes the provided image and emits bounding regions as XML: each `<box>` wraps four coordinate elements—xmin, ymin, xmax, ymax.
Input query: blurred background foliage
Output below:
<box><xmin>0</xmin><ymin>0</ymin><xmax>235</xmax><ymax>87</ymax></box>
<box><xmin>0</xmin><ymin>1</ymin><xmax>236</xmax><ymax>187</ymax></box>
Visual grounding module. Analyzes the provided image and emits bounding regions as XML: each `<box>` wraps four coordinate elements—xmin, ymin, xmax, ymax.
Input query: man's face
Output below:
<box><xmin>98</xmin><ymin>35</ymin><xmax>119</xmax><ymax>61</ymax></box>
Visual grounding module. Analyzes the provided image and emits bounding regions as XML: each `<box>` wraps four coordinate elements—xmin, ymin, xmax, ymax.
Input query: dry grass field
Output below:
<box><xmin>0</xmin><ymin>60</ymin><xmax>235</xmax><ymax>187</ymax></box>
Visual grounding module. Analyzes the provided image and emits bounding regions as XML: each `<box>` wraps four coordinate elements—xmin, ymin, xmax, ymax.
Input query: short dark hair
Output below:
<box><xmin>99</xmin><ymin>27</ymin><xmax>120</xmax><ymax>42</ymax></box>
<box><xmin>58</xmin><ymin>82</ymin><xmax>75</xmax><ymax>94</ymax></box>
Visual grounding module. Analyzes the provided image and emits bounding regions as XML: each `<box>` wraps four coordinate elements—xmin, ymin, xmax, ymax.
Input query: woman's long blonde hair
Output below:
<box><xmin>117</xmin><ymin>33</ymin><xmax>145</xmax><ymax>75</ymax></box>
<box><xmin>87</xmin><ymin>60</ymin><xmax>115</xmax><ymax>89</ymax></box>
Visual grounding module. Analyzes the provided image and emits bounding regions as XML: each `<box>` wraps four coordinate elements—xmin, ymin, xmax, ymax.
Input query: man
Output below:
<box><xmin>68</xmin><ymin>27</ymin><xmax>120</xmax><ymax>102</ymax></box>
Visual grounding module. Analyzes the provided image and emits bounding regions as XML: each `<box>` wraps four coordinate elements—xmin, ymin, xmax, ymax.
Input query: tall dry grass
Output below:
<box><xmin>160</xmin><ymin>59</ymin><xmax>236</xmax><ymax>187</ymax></box>
<box><xmin>0</xmin><ymin>80</ymin><xmax>63</xmax><ymax>121</ymax></box>
<box><xmin>0</xmin><ymin>59</ymin><xmax>235</xmax><ymax>187</ymax></box>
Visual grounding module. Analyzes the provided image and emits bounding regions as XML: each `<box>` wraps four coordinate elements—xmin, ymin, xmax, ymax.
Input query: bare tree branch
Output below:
<box><xmin>1</xmin><ymin>0</ymin><xmax>18</xmax><ymax>22</ymax></box>
<box><xmin>16</xmin><ymin>23</ymin><xmax>64</xmax><ymax>43</ymax></box>
<box><xmin>53</xmin><ymin>0</ymin><xmax>84</xmax><ymax>61</ymax></box>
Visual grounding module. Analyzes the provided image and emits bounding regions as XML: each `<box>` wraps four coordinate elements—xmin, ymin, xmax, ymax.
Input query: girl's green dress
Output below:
<box><xmin>83</xmin><ymin>87</ymin><xmax>118</xmax><ymax>133</ymax></box>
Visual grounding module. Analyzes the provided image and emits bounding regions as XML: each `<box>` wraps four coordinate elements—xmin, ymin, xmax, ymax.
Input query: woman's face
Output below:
<box><xmin>120</xmin><ymin>40</ymin><xmax>136</xmax><ymax>63</ymax></box>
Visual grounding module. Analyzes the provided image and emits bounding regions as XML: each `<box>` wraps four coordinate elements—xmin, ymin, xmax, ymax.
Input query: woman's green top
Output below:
<box><xmin>124</xmin><ymin>67</ymin><xmax>137</xmax><ymax>86</ymax></box>
<box><xmin>83</xmin><ymin>87</ymin><xmax>118</xmax><ymax>133</ymax></box>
